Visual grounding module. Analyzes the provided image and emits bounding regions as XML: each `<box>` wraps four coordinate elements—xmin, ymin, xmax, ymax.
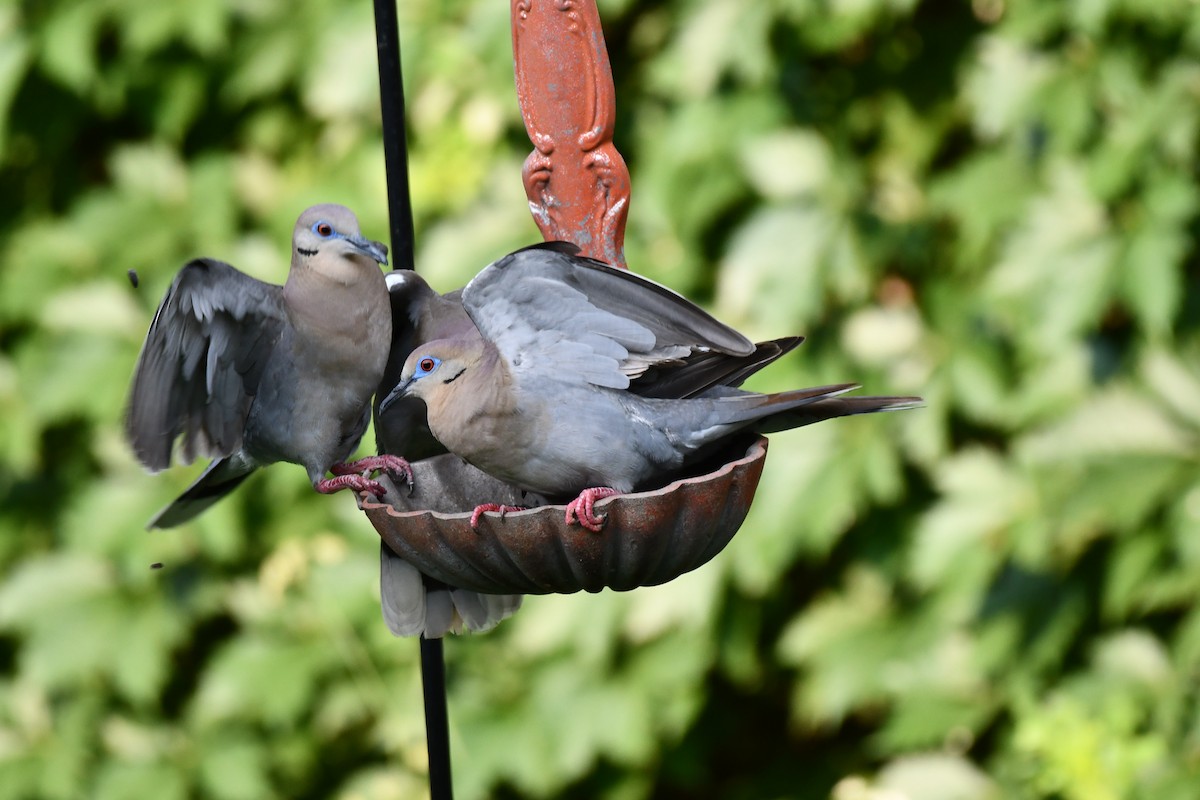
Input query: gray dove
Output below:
<box><xmin>372</xmin><ymin>268</ymin><xmax>523</xmax><ymax>637</ymax></box>
<box><xmin>385</xmin><ymin>244</ymin><xmax>921</xmax><ymax>531</ymax></box>
<box><xmin>126</xmin><ymin>204</ymin><xmax>411</xmax><ymax>529</ymax></box>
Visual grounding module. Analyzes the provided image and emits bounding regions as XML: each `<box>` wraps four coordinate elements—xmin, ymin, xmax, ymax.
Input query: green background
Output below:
<box><xmin>2</xmin><ymin>0</ymin><xmax>1199</xmax><ymax>797</ymax></box>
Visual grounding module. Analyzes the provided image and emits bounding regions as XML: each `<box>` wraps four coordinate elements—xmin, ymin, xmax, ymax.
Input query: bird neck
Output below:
<box><xmin>290</xmin><ymin>250</ymin><xmax>371</xmax><ymax>287</ymax></box>
<box><xmin>284</xmin><ymin>259</ymin><xmax>388</xmax><ymax>334</ymax></box>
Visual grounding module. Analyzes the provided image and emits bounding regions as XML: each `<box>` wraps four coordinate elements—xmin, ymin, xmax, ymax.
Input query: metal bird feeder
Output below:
<box><xmin>369</xmin><ymin>0</ymin><xmax>768</xmax><ymax>795</ymax></box>
<box><xmin>360</xmin><ymin>436</ymin><xmax>766</xmax><ymax>594</ymax></box>
<box><xmin>367</xmin><ymin>0</ymin><xmax>766</xmax><ymax>596</ymax></box>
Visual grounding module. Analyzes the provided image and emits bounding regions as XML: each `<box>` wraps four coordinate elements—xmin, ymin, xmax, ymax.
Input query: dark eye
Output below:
<box><xmin>314</xmin><ymin>222</ymin><xmax>334</xmax><ymax>237</ymax></box>
<box><xmin>419</xmin><ymin>358</ymin><xmax>435</xmax><ymax>372</ymax></box>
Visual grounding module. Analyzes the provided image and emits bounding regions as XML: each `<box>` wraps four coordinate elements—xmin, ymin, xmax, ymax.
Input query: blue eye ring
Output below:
<box><xmin>415</xmin><ymin>356</ymin><xmax>440</xmax><ymax>377</ymax></box>
<box><xmin>312</xmin><ymin>221</ymin><xmax>335</xmax><ymax>237</ymax></box>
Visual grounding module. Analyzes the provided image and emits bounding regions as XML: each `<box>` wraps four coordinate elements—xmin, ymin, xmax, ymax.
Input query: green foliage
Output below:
<box><xmin>2</xmin><ymin>0</ymin><xmax>1199</xmax><ymax>797</ymax></box>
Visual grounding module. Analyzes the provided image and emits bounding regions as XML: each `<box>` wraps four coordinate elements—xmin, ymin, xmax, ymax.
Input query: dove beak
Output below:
<box><xmin>348</xmin><ymin>235</ymin><xmax>389</xmax><ymax>266</ymax></box>
<box><xmin>378</xmin><ymin>379</ymin><xmax>414</xmax><ymax>414</ymax></box>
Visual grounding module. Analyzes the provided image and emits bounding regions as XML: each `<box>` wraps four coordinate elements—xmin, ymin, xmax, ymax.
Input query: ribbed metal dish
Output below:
<box><xmin>357</xmin><ymin>436</ymin><xmax>768</xmax><ymax>594</ymax></box>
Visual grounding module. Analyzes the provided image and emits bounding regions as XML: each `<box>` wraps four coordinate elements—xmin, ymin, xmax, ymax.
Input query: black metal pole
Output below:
<box><xmin>419</xmin><ymin>635</ymin><xmax>453</xmax><ymax>798</ymax></box>
<box><xmin>373</xmin><ymin>0</ymin><xmax>416</xmax><ymax>272</ymax></box>
<box><xmin>372</xmin><ymin>2</ymin><xmax>453</xmax><ymax>798</ymax></box>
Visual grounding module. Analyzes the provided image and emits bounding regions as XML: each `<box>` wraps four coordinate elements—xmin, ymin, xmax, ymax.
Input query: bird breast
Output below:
<box><xmin>251</xmin><ymin>267</ymin><xmax>392</xmax><ymax>472</ymax></box>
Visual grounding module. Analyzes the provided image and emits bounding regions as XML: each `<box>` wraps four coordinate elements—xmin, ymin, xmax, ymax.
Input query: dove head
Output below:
<box><xmin>292</xmin><ymin>204</ymin><xmax>389</xmax><ymax>282</ymax></box>
<box><xmin>393</xmin><ymin>337</ymin><xmax>487</xmax><ymax>409</ymax></box>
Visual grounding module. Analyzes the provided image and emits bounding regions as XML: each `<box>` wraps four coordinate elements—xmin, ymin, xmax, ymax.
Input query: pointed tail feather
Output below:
<box><xmin>700</xmin><ymin>382</ymin><xmax>921</xmax><ymax>433</ymax></box>
<box><xmin>146</xmin><ymin>456</ymin><xmax>256</xmax><ymax>529</ymax></box>
<box><xmin>754</xmin><ymin>394</ymin><xmax>923</xmax><ymax>434</ymax></box>
<box><xmin>712</xmin><ymin>382</ymin><xmax>860</xmax><ymax>426</ymax></box>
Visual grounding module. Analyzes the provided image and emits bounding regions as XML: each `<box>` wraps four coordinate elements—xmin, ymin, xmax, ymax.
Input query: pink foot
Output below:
<box><xmin>470</xmin><ymin>503</ymin><xmax>528</xmax><ymax>529</ymax></box>
<box><xmin>316</xmin><ymin>473</ymin><xmax>386</xmax><ymax>498</ymax></box>
<box><xmin>564</xmin><ymin>487</ymin><xmax>619</xmax><ymax>532</ymax></box>
<box><xmin>332</xmin><ymin>455</ymin><xmax>414</xmax><ymax>493</ymax></box>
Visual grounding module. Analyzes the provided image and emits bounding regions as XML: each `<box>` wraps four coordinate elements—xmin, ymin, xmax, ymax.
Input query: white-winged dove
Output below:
<box><xmin>388</xmin><ymin>243</ymin><xmax>922</xmax><ymax>531</ymax></box>
<box><xmin>126</xmin><ymin>204</ymin><xmax>410</xmax><ymax>529</ymax></box>
<box><xmin>373</xmin><ymin>268</ymin><xmax>522</xmax><ymax>638</ymax></box>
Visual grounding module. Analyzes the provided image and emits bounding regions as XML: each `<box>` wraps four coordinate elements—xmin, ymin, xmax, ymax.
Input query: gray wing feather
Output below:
<box><xmin>504</xmin><ymin>243</ymin><xmax>753</xmax><ymax>355</ymax></box>
<box><xmin>465</xmin><ymin>273</ymin><xmax>652</xmax><ymax>388</ymax></box>
<box><xmin>462</xmin><ymin>244</ymin><xmax>753</xmax><ymax>389</ymax></box>
<box><xmin>146</xmin><ymin>454</ymin><xmax>257</xmax><ymax>529</ymax></box>
<box><xmin>125</xmin><ymin>258</ymin><xmax>286</xmax><ymax>471</ymax></box>
<box><xmin>632</xmin><ymin>336</ymin><xmax>805</xmax><ymax>399</ymax></box>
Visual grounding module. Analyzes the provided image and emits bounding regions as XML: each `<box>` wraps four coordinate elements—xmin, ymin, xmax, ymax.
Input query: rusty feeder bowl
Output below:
<box><xmin>358</xmin><ymin>436</ymin><xmax>767</xmax><ymax>595</ymax></box>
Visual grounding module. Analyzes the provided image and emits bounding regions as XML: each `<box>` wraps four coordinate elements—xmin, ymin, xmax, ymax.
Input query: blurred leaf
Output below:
<box><xmin>1141</xmin><ymin>349</ymin><xmax>1200</xmax><ymax>430</ymax></box>
<box><xmin>963</xmin><ymin>36</ymin><xmax>1051</xmax><ymax>140</ymax></box>
<box><xmin>191</xmin><ymin>636</ymin><xmax>329</xmax><ymax>727</ymax></box>
<box><xmin>0</xmin><ymin>10</ymin><xmax>29</xmax><ymax>158</ymax></box>
<box><xmin>876</xmin><ymin>753</ymin><xmax>999</xmax><ymax>800</ymax></box>
<box><xmin>1017</xmin><ymin>388</ymin><xmax>1198</xmax><ymax>462</ymax></box>
<box><xmin>1010</xmin><ymin>691</ymin><xmax>1169</xmax><ymax>800</ymax></box>
<box><xmin>93</xmin><ymin>763</ymin><xmax>187</xmax><ymax>800</ymax></box>
<box><xmin>984</xmin><ymin>162</ymin><xmax>1118</xmax><ymax>355</ymax></box>
<box><xmin>199</xmin><ymin>735</ymin><xmax>271</xmax><ymax>800</ymax></box>
<box><xmin>0</xmin><ymin>554</ymin><xmax>111</xmax><ymax>627</ymax></box>
<box><xmin>908</xmin><ymin>449</ymin><xmax>1030</xmax><ymax>590</ymax></box>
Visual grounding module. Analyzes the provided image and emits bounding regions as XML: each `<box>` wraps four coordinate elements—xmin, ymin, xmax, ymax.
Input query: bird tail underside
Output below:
<box><xmin>146</xmin><ymin>456</ymin><xmax>257</xmax><ymax>529</ymax></box>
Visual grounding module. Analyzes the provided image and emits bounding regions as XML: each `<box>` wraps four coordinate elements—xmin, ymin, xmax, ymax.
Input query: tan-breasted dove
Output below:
<box><xmin>372</xmin><ymin>268</ymin><xmax>522</xmax><ymax>637</ymax></box>
<box><xmin>386</xmin><ymin>243</ymin><xmax>921</xmax><ymax>531</ymax></box>
<box><xmin>126</xmin><ymin>204</ymin><xmax>411</xmax><ymax>529</ymax></box>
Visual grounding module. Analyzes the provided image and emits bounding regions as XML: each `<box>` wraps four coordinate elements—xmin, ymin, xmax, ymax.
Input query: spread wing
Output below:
<box><xmin>125</xmin><ymin>258</ymin><xmax>287</xmax><ymax>471</ymax></box>
<box><xmin>460</xmin><ymin>242</ymin><xmax>754</xmax><ymax>390</ymax></box>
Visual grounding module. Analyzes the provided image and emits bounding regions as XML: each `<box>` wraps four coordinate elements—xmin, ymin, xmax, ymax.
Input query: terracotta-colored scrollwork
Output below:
<box><xmin>511</xmin><ymin>0</ymin><xmax>630</xmax><ymax>268</ymax></box>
